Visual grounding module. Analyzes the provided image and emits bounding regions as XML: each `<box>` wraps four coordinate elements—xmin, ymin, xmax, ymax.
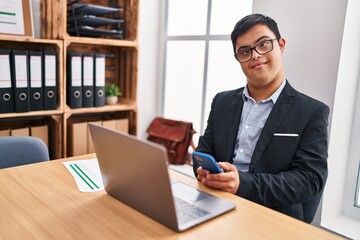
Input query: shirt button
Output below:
<box><xmin>245</xmin><ymin>125</ymin><xmax>249</xmax><ymax>129</ymax></box>
<box><xmin>240</xmin><ymin>149</ymin><xmax>244</xmax><ymax>153</ymax></box>
<box><xmin>255</xmin><ymin>104</ymin><xmax>259</xmax><ymax>108</ymax></box>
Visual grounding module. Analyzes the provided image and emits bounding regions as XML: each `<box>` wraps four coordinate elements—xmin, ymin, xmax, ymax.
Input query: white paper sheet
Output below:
<box><xmin>63</xmin><ymin>159</ymin><xmax>104</xmax><ymax>192</ymax></box>
<box><xmin>0</xmin><ymin>0</ymin><xmax>25</xmax><ymax>35</ymax></box>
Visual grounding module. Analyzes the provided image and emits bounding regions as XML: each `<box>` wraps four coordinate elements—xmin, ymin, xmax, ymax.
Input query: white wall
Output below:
<box><xmin>137</xmin><ymin>0</ymin><xmax>163</xmax><ymax>139</ymax></box>
<box><xmin>321</xmin><ymin>0</ymin><xmax>360</xmax><ymax>238</ymax></box>
<box><xmin>252</xmin><ymin>0</ymin><xmax>360</xmax><ymax>239</ymax></box>
<box><xmin>252</xmin><ymin>0</ymin><xmax>347</xmax><ymax>122</ymax></box>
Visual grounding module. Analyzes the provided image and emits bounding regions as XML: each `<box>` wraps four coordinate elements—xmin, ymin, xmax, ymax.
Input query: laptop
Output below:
<box><xmin>89</xmin><ymin>123</ymin><xmax>236</xmax><ymax>232</ymax></box>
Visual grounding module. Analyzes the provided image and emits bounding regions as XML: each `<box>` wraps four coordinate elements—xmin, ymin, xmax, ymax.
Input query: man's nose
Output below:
<box><xmin>251</xmin><ymin>48</ymin><xmax>261</xmax><ymax>60</ymax></box>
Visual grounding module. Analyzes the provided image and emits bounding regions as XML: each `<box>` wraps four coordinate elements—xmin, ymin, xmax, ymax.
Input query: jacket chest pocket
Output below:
<box><xmin>256</xmin><ymin>135</ymin><xmax>299</xmax><ymax>172</ymax></box>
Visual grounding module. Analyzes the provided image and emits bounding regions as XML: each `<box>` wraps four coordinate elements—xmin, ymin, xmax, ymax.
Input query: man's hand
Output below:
<box><xmin>196</xmin><ymin>162</ymin><xmax>240</xmax><ymax>194</ymax></box>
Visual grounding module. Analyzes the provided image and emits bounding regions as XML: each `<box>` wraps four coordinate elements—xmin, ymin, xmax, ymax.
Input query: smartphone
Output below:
<box><xmin>192</xmin><ymin>151</ymin><xmax>223</xmax><ymax>174</ymax></box>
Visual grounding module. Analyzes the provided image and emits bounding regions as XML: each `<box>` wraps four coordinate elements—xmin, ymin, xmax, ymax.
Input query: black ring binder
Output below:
<box><xmin>43</xmin><ymin>51</ymin><xmax>57</xmax><ymax>111</ymax></box>
<box><xmin>29</xmin><ymin>51</ymin><xmax>44</xmax><ymax>112</ymax></box>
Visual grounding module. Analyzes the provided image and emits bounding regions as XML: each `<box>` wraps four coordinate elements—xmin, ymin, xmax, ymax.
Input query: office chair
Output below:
<box><xmin>0</xmin><ymin>136</ymin><xmax>50</xmax><ymax>169</ymax></box>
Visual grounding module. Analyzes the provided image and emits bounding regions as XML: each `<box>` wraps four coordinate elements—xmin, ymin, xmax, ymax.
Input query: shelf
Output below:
<box><xmin>61</xmin><ymin>0</ymin><xmax>139</xmax><ymax>158</ymax></box>
<box><xmin>42</xmin><ymin>0</ymin><xmax>139</xmax><ymax>41</ymax></box>
<box><xmin>0</xmin><ymin>38</ymin><xmax>64</xmax><ymax>118</ymax></box>
<box><xmin>64</xmin><ymin>36</ymin><xmax>138</xmax><ymax>48</ymax></box>
<box><xmin>0</xmin><ymin>114</ymin><xmax>63</xmax><ymax>159</ymax></box>
<box><xmin>0</xmin><ymin>110</ymin><xmax>63</xmax><ymax>119</ymax></box>
<box><xmin>0</xmin><ymin>35</ymin><xmax>62</xmax><ymax>45</ymax></box>
<box><xmin>0</xmin><ymin>0</ymin><xmax>139</xmax><ymax>159</ymax></box>
<box><xmin>64</xmin><ymin>100</ymin><xmax>137</xmax><ymax>115</ymax></box>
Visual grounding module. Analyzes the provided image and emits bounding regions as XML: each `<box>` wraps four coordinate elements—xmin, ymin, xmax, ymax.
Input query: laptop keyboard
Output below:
<box><xmin>174</xmin><ymin>196</ymin><xmax>210</xmax><ymax>225</ymax></box>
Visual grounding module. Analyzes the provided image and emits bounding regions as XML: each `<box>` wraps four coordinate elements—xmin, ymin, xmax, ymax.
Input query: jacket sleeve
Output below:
<box><xmin>193</xmin><ymin>95</ymin><xmax>217</xmax><ymax>175</ymax></box>
<box><xmin>193</xmin><ymin>88</ymin><xmax>243</xmax><ymax>177</ymax></box>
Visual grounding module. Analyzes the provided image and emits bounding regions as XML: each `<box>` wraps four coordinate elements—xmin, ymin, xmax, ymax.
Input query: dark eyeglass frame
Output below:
<box><xmin>234</xmin><ymin>38</ymin><xmax>277</xmax><ymax>63</ymax></box>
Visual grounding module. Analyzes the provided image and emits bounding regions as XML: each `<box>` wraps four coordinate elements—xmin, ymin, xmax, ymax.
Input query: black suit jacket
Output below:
<box><xmin>193</xmin><ymin>81</ymin><xmax>329</xmax><ymax>221</ymax></box>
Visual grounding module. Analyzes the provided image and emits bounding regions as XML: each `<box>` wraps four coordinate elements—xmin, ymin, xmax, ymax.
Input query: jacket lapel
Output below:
<box><xmin>226</xmin><ymin>89</ymin><xmax>244</xmax><ymax>163</ymax></box>
<box><xmin>248</xmin><ymin>82</ymin><xmax>297</xmax><ymax>172</ymax></box>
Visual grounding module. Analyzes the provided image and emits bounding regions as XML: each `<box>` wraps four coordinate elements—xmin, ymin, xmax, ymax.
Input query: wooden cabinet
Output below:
<box><xmin>0</xmin><ymin>0</ymin><xmax>139</xmax><ymax>159</ymax></box>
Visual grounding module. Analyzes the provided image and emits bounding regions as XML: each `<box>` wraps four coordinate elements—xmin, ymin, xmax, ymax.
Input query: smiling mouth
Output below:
<box><xmin>251</xmin><ymin>62</ymin><xmax>267</xmax><ymax>69</ymax></box>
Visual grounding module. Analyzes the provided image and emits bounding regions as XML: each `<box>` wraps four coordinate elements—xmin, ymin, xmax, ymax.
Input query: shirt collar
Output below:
<box><xmin>242</xmin><ymin>79</ymin><xmax>286</xmax><ymax>104</ymax></box>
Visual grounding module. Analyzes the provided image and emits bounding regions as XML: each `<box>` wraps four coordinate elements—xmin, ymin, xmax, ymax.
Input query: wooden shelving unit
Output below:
<box><xmin>0</xmin><ymin>0</ymin><xmax>139</xmax><ymax>159</ymax></box>
<box><xmin>0</xmin><ymin>36</ymin><xmax>63</xmax><ymax>159</ymax></box>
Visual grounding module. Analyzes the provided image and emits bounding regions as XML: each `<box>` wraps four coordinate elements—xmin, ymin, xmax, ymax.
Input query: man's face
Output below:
<box><xmin>235</xmin><ymin>24</ymin><xmax>285</xmax><ymax>90</ymax></box>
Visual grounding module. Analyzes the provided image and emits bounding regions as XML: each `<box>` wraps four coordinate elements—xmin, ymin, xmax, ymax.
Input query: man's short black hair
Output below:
<box><xmin>231</xmin><ymin>13</ymin><xmax>282</xmax><ymax>54</ymax></box>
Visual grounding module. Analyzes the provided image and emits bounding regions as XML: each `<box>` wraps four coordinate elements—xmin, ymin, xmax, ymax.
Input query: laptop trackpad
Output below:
<box><xmin>171</xmin><ymin>182</ymin><xmax>210</xmax><ymax>203</ymax></box>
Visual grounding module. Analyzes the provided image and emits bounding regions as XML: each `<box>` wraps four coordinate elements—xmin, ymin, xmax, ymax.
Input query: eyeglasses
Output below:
<box><xmin>234</xmin><ymin>38</ymin><xmax>277</xmax><ymax>63</ymax></box>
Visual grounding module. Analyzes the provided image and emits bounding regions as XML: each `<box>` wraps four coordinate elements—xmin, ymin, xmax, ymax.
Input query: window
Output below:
<box><xmin>355</xmin><ymin>168</ymin><xmax>360</xmax><ymax>207</ymax></box>
<box><xmin>162</xmin><ymin>0</ymin><xmax>252</xmax><ymax>142</ymax></box>
<box><xmin>343</xmin><ymin>75</ymin><xmax>360</xmax><ymax>220</ymax></box>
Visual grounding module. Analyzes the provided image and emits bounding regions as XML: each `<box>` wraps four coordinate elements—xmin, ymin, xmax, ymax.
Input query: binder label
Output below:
<box><xmin>83</xmin><ymin>56</ymin><xmax>94</xmax><ymax>86</ymax></box>
<box><xmin>0</xmin><ymin>55</ymin><xmax>11</xmax><ymax>88</ymax></box>
<box><xmin>45</xmin><ymin>55</ymin><xmax>56</xmax><ymax>87</ymax></box>
<box><xmin>30</xmin><ymin>56</ymin><xmax>42</xmax><ymax>87</ymax></box>
<box><xmin>71</xmin><ymin>56</ymin><xmax>82</xmax><ymax>87</ymax></box>
<box><xmin>95</xmin><ymin>57</ymin><xmax>105</xmax><ymax>86</ymax></box>
<box><xmin>15</xmin><ymin>55</ymin><xmax>28</xmax><ymax>87</ymax></box>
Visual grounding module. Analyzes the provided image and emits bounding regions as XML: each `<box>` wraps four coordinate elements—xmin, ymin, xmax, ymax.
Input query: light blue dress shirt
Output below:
<box><xmin>233</xmin><ymin>80</ymin><xmax>286</xmax><ymax>172</ymax></box>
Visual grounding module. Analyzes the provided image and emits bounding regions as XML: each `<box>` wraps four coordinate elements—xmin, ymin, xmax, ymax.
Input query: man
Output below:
<box><xmin>193</xmin><ymin>13</ymin><xmax>329</xmax><ymax>223</ymax></box>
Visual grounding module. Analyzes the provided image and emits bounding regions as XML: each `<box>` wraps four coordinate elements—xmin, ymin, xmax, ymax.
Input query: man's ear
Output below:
<box><xmin>278</xmin><ymin>38</ymin><xmax>286</xmax><ymax>52</ymax></box>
